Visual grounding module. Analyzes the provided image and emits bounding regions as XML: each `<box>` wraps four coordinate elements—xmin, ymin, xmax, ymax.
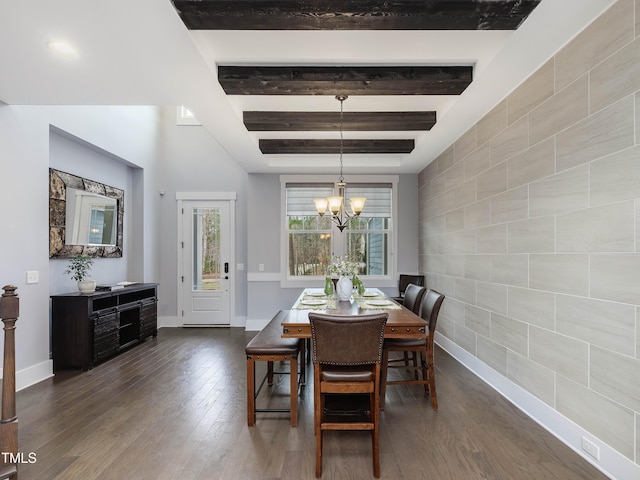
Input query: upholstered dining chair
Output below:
<box><xmin>389</xmin><ymin>283</ymin><xmax>426</xmax><ymax>375</ymax></box>
<box><xmin>309</xmin><ymin>312</ymin><xmax>388</xmax><ymax>479</ymax></box>
<box><xmin>380</xmin><ymin>289</ymin><xmax>445</xmax><ymax>411</ymax></box>
<box><xmin>401</xmin><ymin>283</ymin><xmax>427</xmax><ymax>315</ymax></box>
<box><xmin>391</xmin><ymin>274</ymin><xmax>425</xmax><ymax>305</ymax></box>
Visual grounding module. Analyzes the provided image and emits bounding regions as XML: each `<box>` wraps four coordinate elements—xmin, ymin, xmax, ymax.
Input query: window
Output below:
<box><xmin>282</xmin><ymin>176</ymin><xmax>397</xmax><ymax>285</ymax></box>
<box><xmin>286</xmin><ymin>183</ymin><xmax>334</xmax><ymax>277</ymax></box>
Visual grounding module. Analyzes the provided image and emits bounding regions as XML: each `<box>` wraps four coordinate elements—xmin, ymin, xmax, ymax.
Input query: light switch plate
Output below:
<box><xmin>26</xmin><ymin>271</ymin><xmax>39</xmax><ymax>284</ymax></box>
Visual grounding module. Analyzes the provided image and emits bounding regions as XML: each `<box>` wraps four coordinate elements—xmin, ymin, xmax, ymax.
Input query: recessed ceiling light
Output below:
<box><xmin>46</xmin><ymin>40</ymin><xmax>78</xmax><ymax>58</ymax></box>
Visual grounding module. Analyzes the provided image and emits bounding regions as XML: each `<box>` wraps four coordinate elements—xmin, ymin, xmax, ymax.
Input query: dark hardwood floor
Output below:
<box><xmin>15</xmin><ymin>328</ymin><xmax>607</xmax><ymax>479</ymax></box>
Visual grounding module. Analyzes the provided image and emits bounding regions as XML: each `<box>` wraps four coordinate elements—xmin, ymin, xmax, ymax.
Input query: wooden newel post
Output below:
<box><xmin>0</xmin><ymin>285</ymin><xmax>19</xmax><ymax>463</ymax></box>
<box><xmin>0</xmin><ymin>286</ymin><xmax>18</xmax><ymax>423</ymax></box>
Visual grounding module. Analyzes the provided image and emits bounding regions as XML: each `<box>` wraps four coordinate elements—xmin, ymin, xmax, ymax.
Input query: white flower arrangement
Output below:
<box><xmin>328</xmin><ymin>256</ymin><xmax>363</xmax><ymax>277</ymax></box>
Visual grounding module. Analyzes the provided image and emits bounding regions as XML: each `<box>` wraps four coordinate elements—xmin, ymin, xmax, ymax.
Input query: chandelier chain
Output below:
<box><xmin>311</xmin><ymin>94</ymin><xmax>363</xmax><ymax>232</ymax></box>
<box><xmin>338</xmin><ymin>95</ymin><xmax>345</xmax><ymax>183</ymax></box>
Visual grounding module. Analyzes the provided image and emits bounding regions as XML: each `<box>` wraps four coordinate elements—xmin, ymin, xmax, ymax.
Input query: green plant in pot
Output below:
<box><xmin>64</xmin><ymin>254</ymin><xmax>95</xmax><ymax>293</ymax></box>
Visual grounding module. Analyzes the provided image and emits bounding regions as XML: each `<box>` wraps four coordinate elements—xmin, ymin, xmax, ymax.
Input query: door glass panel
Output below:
<box><xmin>192</xmin><ymin>208</ymin><xmax>221</xmax><ymax>291</ymax></box>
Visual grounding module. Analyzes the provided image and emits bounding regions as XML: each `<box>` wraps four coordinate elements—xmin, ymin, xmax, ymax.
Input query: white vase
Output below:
<box><xmin>336</xmin><ymin>276</ymin><xmax>353</xmax><ymax>301</ymax></box>
<box><xmin>78</xmin><ymin>279</ymin><xmax>96</xmax><ymax>293</ymax></box>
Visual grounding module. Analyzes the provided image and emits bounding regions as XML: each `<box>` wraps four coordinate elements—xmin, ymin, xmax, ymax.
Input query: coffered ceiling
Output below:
<box><xmin>0</xmin><ymin>0</ymin><xmax>618</xmax><ymax>174</ymax></box>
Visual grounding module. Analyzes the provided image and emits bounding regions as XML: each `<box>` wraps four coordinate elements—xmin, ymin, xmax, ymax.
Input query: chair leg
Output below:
<box><xmin>316</xmin><ymin>429</ymin><xmax>323</xmax><ymax>478</ymax></box>
<box><xmin>300</xmin><ymin>341</ymin><xmax>306</xmax><ymax>385</ymax></box>
<box><xmin>314</xmin><ymin>365</ymin><xmax>322</xmax><ymax>478</ymax></box>
<box><xmin>246</xmin><ymin>358</ymin><xmax>256</xmax><ymax>426</ymax></box>
<box><xmin>372</xmin><ymin>392</ymin><xmax>380</xmax><ymax>478</ymax></box>
<box><xmin>420</xmin><ymin>349</ymin><xmax>429</xmax><ymax>397</ymax></box>
<box><xmin>267</xmin><ymin>360</ymin><xmax>274</xmax><ymax>386</ymax></box>
<box><xmin>427</xmin><ymin>346</ymin><xmax>438</xmax><ymax>410</ymax></box>
<box><xmin>380</xmin><ymin>348</ymin><xmax>389</xmax><ymax>411</ymax></box>
<box><xmin>290</xmin><ymin>355</ymin><xmax>298</xmax><ymax>426</ymax></box>
<box><xmin>411</xmin><ymin>350</ymin><xmax>419</xmax><ymax>380</ymax></box>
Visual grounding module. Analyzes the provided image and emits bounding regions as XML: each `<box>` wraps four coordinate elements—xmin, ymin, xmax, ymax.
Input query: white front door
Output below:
<box><xmin>180</xmin><ymin>200</ymin><xmax>232</xmax><ymax>325</ymax></box>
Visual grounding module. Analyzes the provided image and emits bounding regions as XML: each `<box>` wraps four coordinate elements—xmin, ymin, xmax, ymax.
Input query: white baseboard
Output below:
<box><xmin>159</xmin><ymin>315</ymin><xmax>247</xmax><ymax>328</ymax></box>
<box><xmin>436</xmin><ymin>333</ymin><xmax>640</xmax><ymax>480</ymax></box>
<box><xmin>158</xmin><ymin>315</ymin><xmax>181</xmax><ymax>328</ymax></box>
<box><xmin>0</xmin><ymin>360</ymin><xmax>54</xmax><ymax>392</ymax></box>
<box><xmin>245</xmin><ymin>318</ymin><xmax>271</xmax><ymax>331</ymax></box>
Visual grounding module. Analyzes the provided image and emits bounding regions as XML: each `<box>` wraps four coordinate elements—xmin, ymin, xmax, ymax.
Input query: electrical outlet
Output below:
<box><xmin>26</xmin><ymin>271</ymin><xmax>39</xmax><ymax>284</ymax></box>
<box><xmin>582</xmin><ymin>436</ymin><xmax>600</xmax><ymax>461</ymax></box>
<box><xmin>258</xmin><ymin>264</ymin><xmax>265</xmax><ymax>272</ymax></box>
<box><xmin>237</xmin><ymin>263</ymin><xmax>244</xmax><ymax>271</ymax></box>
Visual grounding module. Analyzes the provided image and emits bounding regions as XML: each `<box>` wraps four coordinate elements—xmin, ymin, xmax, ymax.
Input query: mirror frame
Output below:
<box><xmin>49</xmin><ymin>168</ymin><xmax>124</xmax><ymax>258</ymax></box>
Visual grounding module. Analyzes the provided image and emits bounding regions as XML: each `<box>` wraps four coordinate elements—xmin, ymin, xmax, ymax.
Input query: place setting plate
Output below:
<box><xmin>366</xmin><ymin>299</ymin><xmax>394</xmax><ymax>306</ymax></box>
<box><xmin>300</xmin><ymin>299</ymin><xmax>328</xmax><ymax>306</ymax></box>
<box><xmin>306</xmin><ymin>291</ymin><xmax>327</xmax><ymax>297</ymax></box>
<box><xmin>362</xmin><ymin>291</ymin><xmax>379</xmax><ymax>297</ymax></box>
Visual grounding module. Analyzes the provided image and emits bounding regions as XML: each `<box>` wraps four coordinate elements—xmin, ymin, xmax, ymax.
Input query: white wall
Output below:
<box><xmin>48</xmin><ymin>131</ymin><xmax>134</xmax><ymax>294</ymax></box>
<box><xmin>0</xmin><ymin>106</ymin><xmax>52</xmax><ymax>387</ymax></box>
<box><xmin>0</xmin><ymin>104</ymin><xmax>162</xmax><ymax>388</ymax></box>
<box><xmin>155</xmin><ymin>107</ymin><xmax>250</xmax><ymax>324</ymax></box>
<box><xmin>0</xmin><ymin>103</ymin><xmax>254</xmax><ymax>387</ymax></box>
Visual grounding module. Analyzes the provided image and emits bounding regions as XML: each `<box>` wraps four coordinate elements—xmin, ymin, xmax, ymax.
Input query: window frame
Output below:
<box><xmin>280</xmin><ymin>174</ymin><xmax>398</xmax><ymax>288</ymax></box>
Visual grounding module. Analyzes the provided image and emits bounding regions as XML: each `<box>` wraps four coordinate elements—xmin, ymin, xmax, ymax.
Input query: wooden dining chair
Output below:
<box><xmin>309</xmin><ymin>312</ymin><xmax>388</xmax><ymax>479</ymax></box>
<box><xmin>389</xmin><ymin>284</ymin><xmax>426</xmax><ymax>374</ymax></box>
<box><xmin>380</xmin><ymin>289</ymin><xmax>445</xmax><ymax>411</ymax></box>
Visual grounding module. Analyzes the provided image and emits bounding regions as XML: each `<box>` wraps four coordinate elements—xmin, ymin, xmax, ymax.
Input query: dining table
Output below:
<box><xmin>280</xmin><ymin>288</ymin><xmax>428</xmax><ymax>339</ymax></box>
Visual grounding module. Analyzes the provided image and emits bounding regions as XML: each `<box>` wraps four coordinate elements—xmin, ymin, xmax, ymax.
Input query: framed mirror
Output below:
<box><xmin>49</xmin><ymin>168</ymin><xmax>124</xmax><ymax>258</ymax></box>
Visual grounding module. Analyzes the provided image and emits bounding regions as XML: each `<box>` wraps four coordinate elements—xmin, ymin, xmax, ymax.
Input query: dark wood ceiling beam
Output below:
<box><xmin>219</xmin><ymin>66</ymin><xmax>472</xmax><ymax>95</ymax></box>
<box><xmin>259</xmin><ymin>139</ymin><xmax>414</xmax><ymax>154</ymax></box>
<box><xmin>172</xmin><ymin>1</ymin><xmax>541</xmax><ymax>30</ymax></box>
<box><xmin>244</xmin><ymin>111</ymin><xmax>436</xmax><ymax>131</ymax></box>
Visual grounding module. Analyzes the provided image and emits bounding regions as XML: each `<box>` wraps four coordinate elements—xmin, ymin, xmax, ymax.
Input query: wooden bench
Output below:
<box><xmin>246</xmin><ymin>310</ymin><xmax>304</xmax><ymax>427</ymax></box>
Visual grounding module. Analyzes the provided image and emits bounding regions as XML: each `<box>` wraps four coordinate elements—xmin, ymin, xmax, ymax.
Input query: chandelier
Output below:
<box><xmin>314</xmin><ymin>95</ymin><xmax>366</xmax><ymax>232</ymax></box>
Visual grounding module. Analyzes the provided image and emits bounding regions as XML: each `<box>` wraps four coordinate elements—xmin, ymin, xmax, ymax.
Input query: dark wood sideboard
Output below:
<box><xmin>51</xmin><ymin>283</ymin><xmax>158</xmax><ymax>371</ymax></box>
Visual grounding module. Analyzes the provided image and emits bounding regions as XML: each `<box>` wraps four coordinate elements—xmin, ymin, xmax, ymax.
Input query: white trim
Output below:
<box><xmin>231</xmin><ymin>315</ymin><xmax>247</xmax><ymax>328</ymax></box>
<box><xmin>436</xmin><ymin>333</ymin><xmax>640</xmax><ymax>480</ymax></box>
<box><xmin>0</xmin><ymin>360</ymin><xmax>55</xmax><ymax>392</ymax></box>
<box><xmin>176</xmin><ymin>193</ymin><xmax>236</xmax><ymax>327</ymax></box>
<box><xmin>247</xmin><ymin>271</ymin><xmax>395</xmax><ymax>288</ymax></box>
<box><xmin>160</xmin><ymin>316</ymin><xmax>246</xmax><ymax>328</ymax></box>
<box><xmin>176</xmin><ymin>192</ymin><xmax>236</xmax><ymax>200</ymax></box>
<box><xmin>279</xmin><ymin>175</ymin><xmax>399</xmax><ymax>288</ymax></box>
<box><xmin>248</xmin><ymin>272</ymin><xmax>282</xmax><ymax>282</ymax></box>
<box><xmin>158</xmin><ymin>316</ymin><xmax>181</xmax><ymax>328</ymax></box>
<box><xmin>280</xmin><ymin>174</ymin><xmax>396</xmax><ymax>184</ymax></box>
<box><xmin>246</xmin><ymin>318</ymin><xmax>271</xmax><ymax>332</ymax></box>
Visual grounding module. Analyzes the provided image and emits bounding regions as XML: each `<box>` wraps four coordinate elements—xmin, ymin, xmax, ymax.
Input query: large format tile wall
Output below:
<box><xmin>418</xmin><ymin>0</ymin><xmax>640</xmax><ymax>466</ymax></box>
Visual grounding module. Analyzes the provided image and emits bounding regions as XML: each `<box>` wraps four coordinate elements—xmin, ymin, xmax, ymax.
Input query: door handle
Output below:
<box><xmin>224</xmin><ymin>262</ymin><xmax>229</xmax><ymax>273</ymax></box>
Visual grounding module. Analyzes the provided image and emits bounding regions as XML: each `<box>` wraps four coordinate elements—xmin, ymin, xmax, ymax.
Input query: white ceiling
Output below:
<box><xmin>0</xmin><ymin>0</ymin><xmax>617</xmax><ymax>174</ymax></box>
